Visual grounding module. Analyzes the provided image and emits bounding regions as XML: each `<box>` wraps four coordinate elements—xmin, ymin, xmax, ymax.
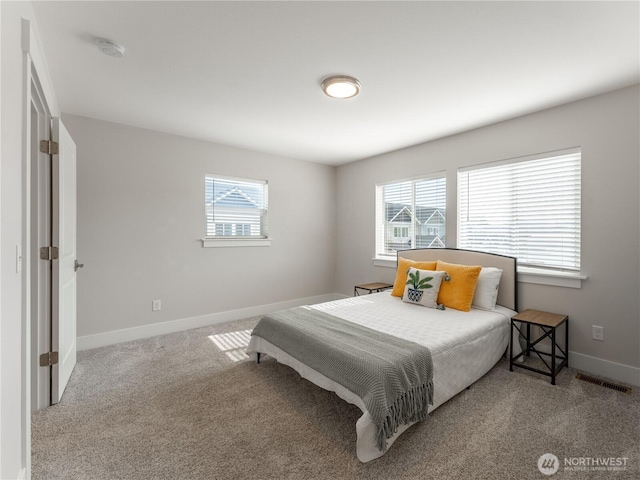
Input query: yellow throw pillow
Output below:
<box><xmin>435</xmin><ymin>260</ymin><xmax>482</xmax><ymax>311</ymax></box>
<box><xmin>391</xmin><ymin>258</ymin><xmax>437</xmax><ymax>297</ymax></box>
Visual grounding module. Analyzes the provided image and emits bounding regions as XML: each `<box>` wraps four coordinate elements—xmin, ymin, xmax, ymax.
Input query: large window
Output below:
<box><xmin>458</xmin><ymin>149</ymin><xmax>581</xmax><ymax>271</ymax></box>
<box><xmin>205</xmin><ymin>175</ymin><xmax>268</xmax><ymax>240</ymax></box>
<box><xmin>376</xmin><ymin>174</ymin><xmax>446</xmax><ymax>258</ymax></box>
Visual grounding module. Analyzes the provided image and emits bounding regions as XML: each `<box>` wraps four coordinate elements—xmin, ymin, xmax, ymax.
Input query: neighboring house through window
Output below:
<box><xmin>205</xmin><ymin>175</ymin><xmax>269</xmax><ymax>245</ymax></box>
<box><xmin>375</xmin><ymin>174</ymin><xmax>446</xmax><ymax>258</ymax></box>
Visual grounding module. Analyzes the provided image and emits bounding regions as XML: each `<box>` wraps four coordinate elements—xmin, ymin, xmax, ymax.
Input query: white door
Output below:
<box><xmin>51</xmin><ymin>118</ymin><xmax>78</xmax><ymax>403</ymax></box>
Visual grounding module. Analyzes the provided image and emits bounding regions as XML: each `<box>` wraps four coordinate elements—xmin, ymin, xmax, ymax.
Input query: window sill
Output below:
<box><xmin>517</xmin><ymin>266</ymin><xmax>586</xmax><ymax>289</ymax></box>
<box><xmin>202</xmin><ymin>238</ymin><xmax>271</xmax><ymax>248</ymax></box>
<box><xmin>372</xmin><ymin>257</ymin><xmax>396</xmax><ymax>268</ymax></box>
<box><xmin>372</xmin><ymin>257</ymin><xmax>586</xmax><ymax>288</ymax></box>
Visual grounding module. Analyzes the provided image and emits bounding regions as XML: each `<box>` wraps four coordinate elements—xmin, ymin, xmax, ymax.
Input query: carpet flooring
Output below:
<box><xmin>32</xmin><ymin>317</ymin><xmax>639</xmax><ymax>480</ymax></box>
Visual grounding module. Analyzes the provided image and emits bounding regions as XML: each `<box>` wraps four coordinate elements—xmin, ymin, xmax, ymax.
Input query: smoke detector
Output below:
<box><xmin>97</xmin><ymin>40</ymin><xmax>125</xmax><ymax>58</ymax></box>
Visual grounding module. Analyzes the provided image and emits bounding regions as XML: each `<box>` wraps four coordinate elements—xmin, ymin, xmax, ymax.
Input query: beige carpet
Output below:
<box><xmin>32</xmin><ymin>317</ymin><xmax>639</xmax><ymax>480</ymax></box>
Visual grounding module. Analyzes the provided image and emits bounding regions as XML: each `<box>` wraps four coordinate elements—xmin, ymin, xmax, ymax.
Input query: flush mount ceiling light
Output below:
<box><xmin>97</xmin><ymin>39</ymin><xmax>126</xmax><ymax>58</ymax></box>
<box><xmin>321</xmin><ymin>75</ymin><xmax>361</xmax><ymax>99</ymax></box>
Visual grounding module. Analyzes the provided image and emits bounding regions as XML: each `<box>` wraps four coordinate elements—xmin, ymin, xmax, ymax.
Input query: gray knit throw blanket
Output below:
<box><xmin>251</xmin><ymin>306</ymin><xmax>434</xmax><ymax>452</ymax></box>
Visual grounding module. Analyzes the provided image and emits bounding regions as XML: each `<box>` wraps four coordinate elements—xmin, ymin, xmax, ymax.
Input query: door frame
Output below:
<box><xmin>29</xmin><ymin>70</ymin><xmax>52</xmax><ymax>411</ymax></box>
<box><xmin>21</xmin><ymin>18</ymin><xmax>62</xmax><ymax>479</ymax></box>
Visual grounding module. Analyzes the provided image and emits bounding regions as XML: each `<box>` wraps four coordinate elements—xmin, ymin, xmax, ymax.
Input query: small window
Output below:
<box><xmin>393</xmin><ymin>227</ymin><xmax>409</xmax><ymax>238</ymax></box>
<box><xmin>458</xmin><ymin>148</ymin><xmax>581</xmax><ymax>271</ymax></box>
<box><xmin>205</xmin><ymin>175</ymin><xmax>268</xmax><ymax>244</ymax></box>
<box><xmin>215</xmin><ymin>223</ymin><xmax>233</xmax><ymax>236</ymax></box>
<box><xmin>375</xmin><ymin>173</ymin><xmax>446</xmax><ymax>258</ymax></box>
<box><xmin>236</xmin><ymin>224</ymin><xmax>251</xmax><ymax>236</ymax></box>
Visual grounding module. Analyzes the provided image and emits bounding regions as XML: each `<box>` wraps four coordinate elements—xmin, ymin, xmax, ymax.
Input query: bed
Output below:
<box><xmin>246</xmin><ymin>248</ymin><xmax>519</xmax><ymax>462</ymax></box>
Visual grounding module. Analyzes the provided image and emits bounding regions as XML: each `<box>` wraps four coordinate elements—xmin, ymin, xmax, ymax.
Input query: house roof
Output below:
<box><xmin>213</xmin><ymin>186</ymin><xmax>260</xmax><ymax>208</ymax></box>
<box><xmin>415</xmin><ymin>235</ymin><xmax>446</xmax><ymax>248</ymax></box>
<box><xmin>386</xmin><ymin>203</ymin><xmax>446</xmax><ymax>224</ymax></box>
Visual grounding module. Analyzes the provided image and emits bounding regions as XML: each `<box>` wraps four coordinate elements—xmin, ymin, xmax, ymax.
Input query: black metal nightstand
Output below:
<box><xmin>354</xmin><ymin>282</ymin><xmax>393</xmax><ymax>296</ymax></box>
<box><xmin>510</xmin><ymin>309</ymin><xmax>569</xmax><ymax>385</ymax></box>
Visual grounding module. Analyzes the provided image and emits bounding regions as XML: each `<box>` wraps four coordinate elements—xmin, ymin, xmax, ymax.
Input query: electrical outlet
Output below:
<box><xmin>152</xmin><ymin>300</ymin><xmax>161</xmax><ymax>312</ymax></box>
<box><xmin>592</xmin><ymin>325</ymin><xmax>604</xmax><ymax>341</ymax></box>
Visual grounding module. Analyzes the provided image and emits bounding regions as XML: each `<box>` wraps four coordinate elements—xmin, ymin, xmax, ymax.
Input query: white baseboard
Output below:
<box><xmin>78</xmin><ymin>293</ymin><xmax>344</xmax><ymax>351</ymax></box>
<box><xmin>569</xmin><ymin>351</ymin><xmax>640</xmax><ymax>387</ymax></box>
<box><xmin>17</xmin><ymin>468</ymin><xmax>27</xmax><ymax>480</ymax></box>
<box><xmin>523</xmin><ymin>341</ymin><xmax>639</xmax><ymax>386</ymax></box>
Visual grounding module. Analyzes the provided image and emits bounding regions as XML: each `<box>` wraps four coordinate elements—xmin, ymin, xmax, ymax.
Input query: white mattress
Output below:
<box><xmin>246</xmin><ymin>292</ymin><xmax>519</xmax><ymax>462</ymax></box>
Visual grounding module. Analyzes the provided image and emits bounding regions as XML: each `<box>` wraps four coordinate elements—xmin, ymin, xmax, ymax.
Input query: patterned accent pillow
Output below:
<box><xmin>435</xmin><ymin>261</ymin><xmax>482</xmax><ymax>312</ymax></box>
<box><xmin>391</xmin><ymin>258</ymin><xmax>437</xmax><ymax>297</ymax></box>
<box><xmin>402</xmin><ymin>268</ymin><xmax>447</xmax><ymax>308</ymax></box>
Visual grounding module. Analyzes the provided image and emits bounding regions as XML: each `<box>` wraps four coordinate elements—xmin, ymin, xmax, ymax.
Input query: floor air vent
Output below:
<box><xmin>576</xmin><ymin>373</ymin><xmax>632</xmax><ymax>394</ymax></box>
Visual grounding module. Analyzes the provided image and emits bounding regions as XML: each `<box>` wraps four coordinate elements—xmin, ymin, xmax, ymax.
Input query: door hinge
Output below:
<box><xmin>39</xmin><ymin>351</ymin><xmax>59</xmax><ymax>367</ymax></box>
<box><xmin>40</xmin><ymin>246</ymin><xmax>59</xmax><ymax>261</ymax></box>
<box><xmin>40</xmin><ymin>140</ymin><xmax>59</xmax><ymax>155</ymax></box>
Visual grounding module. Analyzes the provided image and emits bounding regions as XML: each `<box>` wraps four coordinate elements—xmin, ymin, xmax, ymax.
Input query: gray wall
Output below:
<box><xmin>63</xmin><ymin>115</ymin><xmax>336</xmax><ymax>338</ymax></box>
<box><xmin>335</xmin><ymin>85</ymin><xmax>640</xmax><ymax>371</ymax></box>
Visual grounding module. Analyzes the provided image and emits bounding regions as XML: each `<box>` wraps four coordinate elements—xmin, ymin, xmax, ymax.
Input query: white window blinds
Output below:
<box><xmin>376</xmin><ymin>174</ymin><xmax>446</xmax><ymax>258</ymax></box>
<box><xmin>205</xmin><ymin>175</ymin><xmax>268</xmax><ymax>238</ymax></box>
<box><xmin>458</xmin><ymin>149</ymin><xmax>581</xmax><ymax>271</ymax></box>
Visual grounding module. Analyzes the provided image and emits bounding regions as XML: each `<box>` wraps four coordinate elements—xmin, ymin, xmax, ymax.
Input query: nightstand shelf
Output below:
<box><xmin>354</xmin><ymin>282</ymin><xmax>393</xmax><ymax>296</ymax></box>
<box><xmin>510</xmin><ymin>309</ymin><xmax>568</xmax><ymax>385</ymax></box>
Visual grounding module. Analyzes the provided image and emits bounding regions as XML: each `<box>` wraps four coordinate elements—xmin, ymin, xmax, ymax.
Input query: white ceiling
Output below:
<box><xmin>32</xmin><ymin>1</ymin><xmax>639</xmax><ymax>166</ymax></box>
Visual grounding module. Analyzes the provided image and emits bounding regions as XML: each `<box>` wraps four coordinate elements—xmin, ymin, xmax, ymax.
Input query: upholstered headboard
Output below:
<box><xmin>397</xmin><ymin>248</ymin><xmax>518</xmax><ymax>311</ymax></box>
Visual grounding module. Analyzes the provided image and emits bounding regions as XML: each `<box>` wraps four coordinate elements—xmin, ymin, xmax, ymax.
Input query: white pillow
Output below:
<box><xmin>472</xmin><ymin>267</ymin><xmax>503</xmax><ymax>310</ymax></box>
<box><xmin>402</xmin><ymin>268</ymin><xmax>447</xmax><ymax>308</ymax></box>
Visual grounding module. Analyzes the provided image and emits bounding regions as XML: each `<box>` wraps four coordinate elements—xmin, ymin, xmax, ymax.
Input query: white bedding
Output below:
<box><xmin>246</xmin><ymin>292</ymin><xmax>519</xmax><ymax>462</ymax></box>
